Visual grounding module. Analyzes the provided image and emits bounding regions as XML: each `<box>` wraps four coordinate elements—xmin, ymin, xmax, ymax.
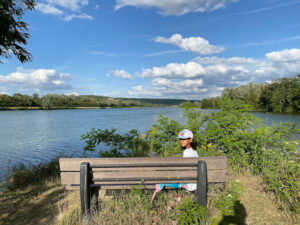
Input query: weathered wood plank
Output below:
<box><xmin>60</xmin><ymin>169</ymin><xmax>226</xmax><ymax>184</ymax></box>
<box><xmin>65</xmin><ymin>185</ymin><xmax>157</xmax><ymax>190</ymax></box>
<box><xmin>59</xmin><ymin>157</ymin><xmax>227</xmax><ymax>171</ymax></box>
<box><xmin>91</xmin><ymin>167</ymin><xmax>198</xmax><ymax>172</ymax></box>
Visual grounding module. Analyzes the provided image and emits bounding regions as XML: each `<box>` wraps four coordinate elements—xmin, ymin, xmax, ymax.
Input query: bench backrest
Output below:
<box><xmin>59</xmin><ymin>156</ymin><xmax>227</xmax><ymax>190</ymax></box>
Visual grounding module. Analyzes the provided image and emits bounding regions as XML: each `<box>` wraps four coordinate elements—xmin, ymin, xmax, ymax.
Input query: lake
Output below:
<box><xmin>0</xmin><ymin>107</ymin><xmax>299</xmax><ymax>182</ymax></box>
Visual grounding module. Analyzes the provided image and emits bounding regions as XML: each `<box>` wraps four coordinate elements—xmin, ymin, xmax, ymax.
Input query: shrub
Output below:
<box><xmin>4</xmin><ymin>157</ymin><xmax>60</xmax><ymax>191</ymax></box>
<box><xmin>177</xmin><ymin>197</ymin><xmax>209</xmax><ymax>225</ymax></box>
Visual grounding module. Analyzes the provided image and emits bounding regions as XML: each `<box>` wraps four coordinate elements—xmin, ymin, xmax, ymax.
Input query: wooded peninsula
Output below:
<box><xmin>201</xmin><ymin>75</ymin><xmax>300</xmax><ymax>112</ymax></box>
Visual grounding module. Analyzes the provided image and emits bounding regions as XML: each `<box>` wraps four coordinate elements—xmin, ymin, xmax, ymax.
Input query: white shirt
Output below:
<box><xmin>183</xmin><ymin>148</ymin><xmax>198</xmax><ymax>191</ymax></box>
<box><xmin>183</xmin><ymin>148</ymin><xmax>199</xmax><ymax>157</ymax></box>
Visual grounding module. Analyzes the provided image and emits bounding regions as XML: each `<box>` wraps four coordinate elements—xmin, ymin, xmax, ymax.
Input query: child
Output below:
<box><xmin>178</xmin><ymin>129</ymin><xmax>199</xmax><ymax>158</ymax></box>
<box><xmin>151</xmin><ymin>129</ymin><xmax>198</xmax><ymax>202</ymax></box>
<box><xmin>178</xmin><ymin>129</ymin><xmax>198</xmax><ymax>191</ymax></box>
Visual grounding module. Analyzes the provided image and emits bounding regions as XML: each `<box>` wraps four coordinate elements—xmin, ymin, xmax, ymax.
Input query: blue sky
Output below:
<box><xmin>1</xmin><ymin>0</ymin><xmax>300</xmax><ymax>99</ymax></box>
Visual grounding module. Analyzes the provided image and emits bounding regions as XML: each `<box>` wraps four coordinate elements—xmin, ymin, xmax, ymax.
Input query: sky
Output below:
<box><xmin>1</xmin><ymin>0</ymin><xmax>300</xmax><ymax>100</ymax></box>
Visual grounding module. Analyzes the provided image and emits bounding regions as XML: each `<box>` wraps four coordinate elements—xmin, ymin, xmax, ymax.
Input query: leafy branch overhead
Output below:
<box><xmin>0</xmin><ymin>0</ymin><xmax>35</xmax><ymax>63</ymax></box>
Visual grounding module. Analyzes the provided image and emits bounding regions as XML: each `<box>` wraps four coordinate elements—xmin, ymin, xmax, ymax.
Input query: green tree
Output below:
<box><xmin>0</xmin><ymin>0</ymin><xmax>35</xmax><ymax>63</ymax></box>
<box><xmin>42</xmin><ymin>94</ymin><xmax>54</xmax><ymax>109</ymax></box>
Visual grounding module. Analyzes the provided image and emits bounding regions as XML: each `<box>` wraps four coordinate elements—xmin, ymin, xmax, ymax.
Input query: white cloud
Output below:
<box><xmin>0</xmin><ymin>68</ymin><xmax>74</xmax><ymax>91</ymax></box>
<box><xmin>36</xmin><ymin>3</ymin><xmax>64</xmax><ymax>15</ymax></box>
<box><xmin>65</xmin><ymin>92</ymin><xmax>79</xmax><ymax>96</ymax></box>
<box><xmin>265</xmin><ymin>48</ymin><xmax>300</xmax><ymax>62</ymax></box>
<box><xmin>155</xmin><ymin>34</ymin><xmax>225</xmax><ymax>54</ymax></box>
<box><xmin>107</xmin><ymin>69</ymin><xmax>133</xmax><ymax>79</ymax></box>
<box><xmin>139</xmin><ymin>61</ymin><xmax>248</xmax><ymax>82</ymax></box>
<box><xmin>43</xmin><ymin>0</ymin><xmax>88</xmax><ymax>11</ymax></box>
<box><xmin>141</xmin><ymin>62</ymin><xmax>206</xmax><ymax>78</ymax></box>
<box><xmin>125</xmin><ymin>48</ymin><xmax>300</xmax><ymax>99</ymax></box>
<box><xmin>128</xmin><ymin>85</ymin><xmax>161</xmax><ymax>97</ymax></box>
<box><xmin>37</xmin><ymin>0</ymin><xmax>92</xmax><ymax>21</ymax></box>
<box><xmin>128</xmin><ymin>78</ymin><xmax>208</xmax><ymax>99</ymax></box>
<box><xmin>115</xmin><ymin>0</ymin><xmax>238</xmax><ymax>16</ymax></box>
<box><xmin>64</xmin><ymin>13</ymin><xmax>92</xmax><ymax>21</ymax></box>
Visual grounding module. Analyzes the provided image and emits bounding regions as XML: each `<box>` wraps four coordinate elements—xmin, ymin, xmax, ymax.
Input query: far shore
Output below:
<box><xmin>0</xmin><ymin>105</ymin><xmax>179</xmax><ymax>111</ymax></box>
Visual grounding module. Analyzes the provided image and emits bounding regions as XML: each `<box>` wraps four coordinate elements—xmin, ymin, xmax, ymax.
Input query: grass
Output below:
<box><xmin>1</xmin><ymin>160</ymin><xmax>299</xmax><ymax>225</ymax></box>
<box><xmin>54</xmin><ymin>168</ymin><xmax>300</xmax><ymax>225</ymax></box>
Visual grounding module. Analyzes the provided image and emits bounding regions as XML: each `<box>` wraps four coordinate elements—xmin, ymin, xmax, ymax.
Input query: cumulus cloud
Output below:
<box><xmin>0</xmin><ymin>68</ymin><xmax>74</xmax><ymax>91</ymax></box>
<box><xmin>115</xmin><ymin>0</ymin><xmax>238</xmax><ymax>16</ymax></box>
<box><xmin>126</xmin><ymin>48</ymin><xmax>300</xmax><ymax>99</ymax></box>
<box><xmin>139</xmin><ymin>61</ymin><xmax>248</xmax><ymax>82</ymax></box>
<box><xmin>36</xmin><ymin>3</ymin><xmax>64</xmax><ymax>15</ymax></box>
<box><xmin>65</xmin><ymin>92</ymin><xmax>79</xmax><ymax>96</ymax></box>
<box><xmin>64</xmin><ymin>13</ymin><xmax>92</xmax><ymax>21</ymax></box>
<box><xmin>107</xmin><ymin>69</ymin><xmax>133</xmax><ymax>79</ymax></box>
<box><xmin>265</xmin><ymin>48</ymin><xmax>300</xmax><ymax>62</ymax></box>
<box><xmin>37</xmin><ymin>0</ymin><xmax>92</xmax><ymax>21</ymax></box>
<box><xmin>140</xmin><ymin>62</ymin><xmax>205</xmax><ymax>79</ymax></box>
<box><xmin>155</xmin><ymin>34</ymin><xmax>225</xmax><ymax>55</ymax></box>
<box><xmin>128</xmin><ymin>78</ymin><xmax>208</xmax><ymax>99</ymax></box>
<box><xmin>43</xmin><ymin>0</ymin><xmax>88</xmax><ymax>11</ymax></box>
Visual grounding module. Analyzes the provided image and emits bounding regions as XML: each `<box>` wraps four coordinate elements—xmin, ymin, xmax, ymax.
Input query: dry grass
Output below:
<box><xmin>55</xmin><ymin>189</ymin><xmax>184</xmax><ymax>225</ymax></box>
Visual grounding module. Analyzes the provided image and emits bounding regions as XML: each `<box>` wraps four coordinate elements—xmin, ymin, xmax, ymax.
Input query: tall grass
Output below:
<box><xmin>2</xmin><ymin>157</ymin><xmax>60</xmax><ymax>191</ymax></box>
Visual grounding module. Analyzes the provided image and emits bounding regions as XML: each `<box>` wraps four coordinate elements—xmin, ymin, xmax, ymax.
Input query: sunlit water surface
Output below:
<box><xmin>0</xmin><ymin>108</ymin><xmax>299</xmax><ymax>182</ymax></box>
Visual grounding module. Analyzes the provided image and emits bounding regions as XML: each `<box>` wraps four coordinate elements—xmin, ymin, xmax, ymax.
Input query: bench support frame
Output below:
<box><xmin>79</xmin><ymin>160</ymin><xmax>208</xmax><ymax>219</ymax></box>
<box><xmin>196</xmin><ymin>160</ymin><xmax>207</xmax><ymax>206</ymax></box>
<box><xmin>80</xmin><ymin>162</ymin><xmax>91</xmax><ymax>221</ymax></box>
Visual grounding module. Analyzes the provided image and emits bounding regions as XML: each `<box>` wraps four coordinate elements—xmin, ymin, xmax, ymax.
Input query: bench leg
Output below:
<box><xmin>80</xmin><ymin>162</ymin><xmax>91</xmax><ymax>222</ymax></box>
<box><xmin>196</xmin><ymin>160</ymin><xmax>207</xmax><ymax>206</ymax></box>
<box><xmin>90</xmin><ymin>187</ymin><xmax>99</xmax><ymax>211</ymax></box>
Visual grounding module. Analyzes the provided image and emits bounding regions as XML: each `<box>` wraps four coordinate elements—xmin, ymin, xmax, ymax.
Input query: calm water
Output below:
<box><xmin>0</xmin><ymin>107</ymin><xmax>299</xmax><ymax>182</ymax></box>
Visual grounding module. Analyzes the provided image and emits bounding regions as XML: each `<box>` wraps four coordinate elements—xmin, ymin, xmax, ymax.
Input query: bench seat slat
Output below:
<box><xmin>90</xmin><ymin>167</ymin><xmax>198</xmax><ymax>172</ymax></box>
<box><xmin>60</xmin><ymin>169</ymin><xmax>226</xmax><ymax>184</ymax></box>
<box><xmin>65</xmin><ymin>185</ymin><xmax>157</xmax><ymax>190</ymax></box>
<box><xmin>59</xmin><ymin>157</ymin><xmax>227</xmax><ymax>171</ymax></box>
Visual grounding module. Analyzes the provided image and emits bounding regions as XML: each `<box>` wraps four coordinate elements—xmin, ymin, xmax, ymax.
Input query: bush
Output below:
<box><xmin>4</xmin><ymin>157</ymin><xmax>60</xmax><ymax>191</ymax></box>
<box><xmin>177</xmin><ymin>197</ymin><xmax>209</xmax><ymax>225</ymax></box>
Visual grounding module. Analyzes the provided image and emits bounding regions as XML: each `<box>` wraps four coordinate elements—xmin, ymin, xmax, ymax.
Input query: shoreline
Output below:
<box><xmin>0</xmin><ymin>105</ymin><xmax>179</xmax><ymax>111</ymax></box>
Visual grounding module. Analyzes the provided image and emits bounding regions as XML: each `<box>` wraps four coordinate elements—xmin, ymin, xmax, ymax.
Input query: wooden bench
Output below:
<box><xmin>59</xmin><ymin>156</ymin><xmax>227</xmax><ymax>219</ymax></box>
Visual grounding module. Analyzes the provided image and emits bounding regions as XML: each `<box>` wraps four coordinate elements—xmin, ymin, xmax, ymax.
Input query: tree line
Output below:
<box><xmin>201</xmin><ymin>75</ymin><xmax>300</xmax><ymax>112</ymax></box>
<box><xmin>0</xmin><ymin>94</ymin><xmax>148</xmax><ymax>109</ymax></box>
<box><xmin>0</xmin><ymin>93</ymin><xmax>189</xmax><ymax>109</ymax></box>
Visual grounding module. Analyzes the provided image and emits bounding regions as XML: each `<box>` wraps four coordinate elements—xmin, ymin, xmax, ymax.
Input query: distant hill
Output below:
<box><xmin>118</xmin><ymin>98</ymin><xmax>196</xmax><ymax>106</ymax></box>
